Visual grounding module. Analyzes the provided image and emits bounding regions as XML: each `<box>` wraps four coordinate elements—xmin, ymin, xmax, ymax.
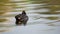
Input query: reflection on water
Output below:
<box><xmin>0</xmin><ymin>18</ymin><xmax>7</xmax><ymax>22</ymax></box>
<box><xmin>0</xmin><ymin>0</ymin><xmax>60</xmax><ymax>34</ymax></box>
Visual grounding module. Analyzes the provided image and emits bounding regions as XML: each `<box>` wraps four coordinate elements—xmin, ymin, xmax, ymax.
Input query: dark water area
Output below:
<box><xmin>0</xmin><ymin>0</ymin><xmax>60</xmax><ymax>34</ymax></box>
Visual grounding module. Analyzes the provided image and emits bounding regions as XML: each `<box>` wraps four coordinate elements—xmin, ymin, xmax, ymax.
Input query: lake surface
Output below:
<box><xmin>0</xmin><ymin>0</ymin><xmax>60</xmax><ymax>34</ymax></box>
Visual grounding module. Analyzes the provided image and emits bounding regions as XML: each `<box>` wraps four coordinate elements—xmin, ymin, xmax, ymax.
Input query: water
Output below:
<box><xmin>0</xmin><ymin>0</ymin><xmax>60</xmax><ymax>34</ymax></box>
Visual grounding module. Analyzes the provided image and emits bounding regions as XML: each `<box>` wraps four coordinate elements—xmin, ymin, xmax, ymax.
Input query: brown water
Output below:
<box><xmin>0</xmin><ymin>0</ymin><xmax>60</xmax><ymax>34</ymax></box>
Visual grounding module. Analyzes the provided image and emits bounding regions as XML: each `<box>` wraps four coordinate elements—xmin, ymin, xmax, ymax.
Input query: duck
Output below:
<box><xmin>15</xmin><ymin>10</ymin><xmax>28</xmax><ymax>26</ymax></box>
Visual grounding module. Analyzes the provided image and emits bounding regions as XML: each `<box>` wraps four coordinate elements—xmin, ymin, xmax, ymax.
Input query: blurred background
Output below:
<box><xmin>0</xmin><ymin>0</ymin><xmax>60</xmax><ymax>34</ymax></box>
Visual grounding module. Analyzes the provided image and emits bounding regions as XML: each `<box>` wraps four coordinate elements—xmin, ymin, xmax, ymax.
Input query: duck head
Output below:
<box><xmin>22</xmin><ymin>10</ymin><xmax>26</xmax><ymax>15</ymax></box>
